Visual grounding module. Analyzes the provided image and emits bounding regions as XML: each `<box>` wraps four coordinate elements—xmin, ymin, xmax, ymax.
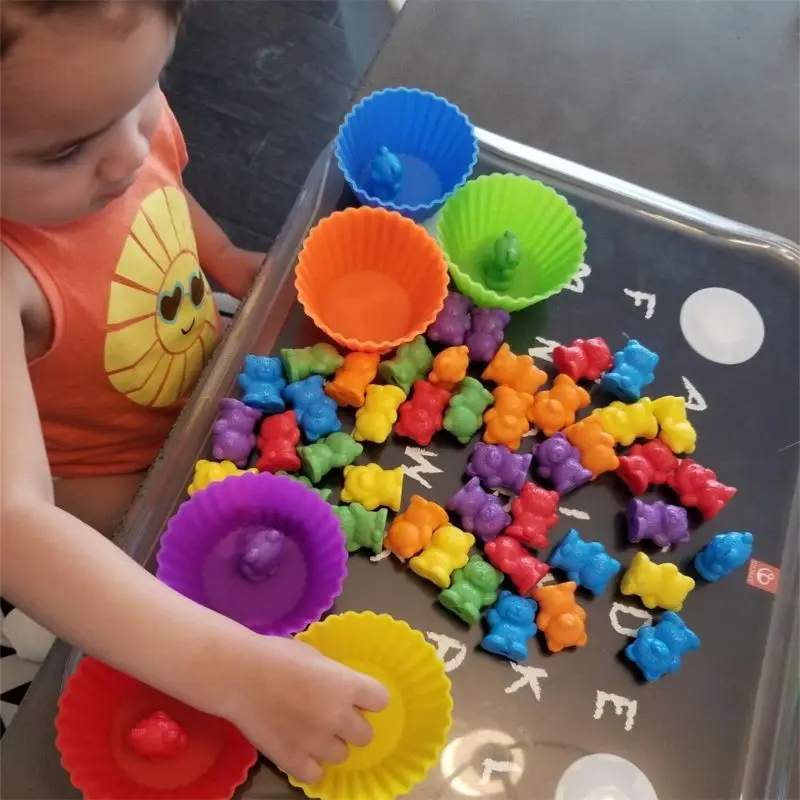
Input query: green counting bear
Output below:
<box><xmin>298</xmin><ymin>432</ymin><xmax>363</xmax><ymax>484</ymax></box>
<box><xmin>485</xmin><ymin>231</ymin><xmax>521</xmax><ymax>292</ymax></box>
<box><xmin>333</xmin><ymin>503</ymin><xmax>388</xmax><ymax>554</ymax></box>
<box><xmin>443</xmin><ymin>377</ymin><xmax>495</xmax><ymax>444</ymax></box>
<box><xmin>275</xmin><ymin>471</ymin><xmax>332</xmax><ymax>502</ymax></box>
<box><xmin>280</xmin><ymin>343</ymin><xmax>344</xmax><ymax>383</ymax></box>
<box><xmin>438</xmin><ymin>555</ymin><xmax>504</xmax><ymax>625</ymax></box>
<box><xmin>378</xmin><ymin>336</ymin><xmax>434</xmax><ymax>394</ymax></box>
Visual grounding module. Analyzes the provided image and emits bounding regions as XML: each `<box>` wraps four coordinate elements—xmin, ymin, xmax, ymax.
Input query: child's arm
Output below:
<box><xmin>185</xmin><ymin>191</ymin><xmax>266</xmax><ymax>299</ymax></box>
<box><xmin>0</xmin><ymin>254</ymin><xmax>387</xmax><ymax>784</ymax></box>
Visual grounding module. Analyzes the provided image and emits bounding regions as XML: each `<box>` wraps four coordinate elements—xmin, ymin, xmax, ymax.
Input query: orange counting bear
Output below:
<box><xmin>482</xmin><ymin>344</ymin><xmax>547</xmax><ymax>394</ymax></box>
<box><xmin>532</xmin><ymin>581</ymin><xmax>588</xmax><ymax>652</ymax></box>
<box><xmin>428</xmin><ymin>346</ymin><xmax>469</xmax><ymax>392</ymax></box>
<box><xmin>529</xmin><ymin>374</ymin><xmax>590</xmax><ymax>437</ymax></box>
<box><xmin>483</xmin><ymin>386</ymin><xmax>533</xmax><ymax>452</ymax></box>
<box><xmin>385</xmin><ymin>495</ymin><xmax>449</xmax><ymax>559</ymax></box>
<box><xmin>325</xmin><ymin>352</ymin><xmax>380</xmax><ymax>408</ymax></box>
<box><xmin>564</xmin><ymin>416</ymin><xmax>619</xmax><ymax>475</ymax></box>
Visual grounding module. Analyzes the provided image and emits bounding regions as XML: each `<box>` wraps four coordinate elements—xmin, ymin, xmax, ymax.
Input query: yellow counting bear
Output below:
<box><xmin>341</xmin><ymin>464</ymin><xmax>404</xmax><ymax>511</ymax></box>
<box><xmin>410</xmin><ymin>524</ymin><xmax>475</xmax><ymax>588</ymax></box>
<box><xmin>620</xmin><ymin>552</ymin><xmax>695</xmax><ymax>611</ymax></box>
<box><xmin>187</xmin><ymin>459</ymin><xmax>257</xmax><ymax>496</ymax></box>
<box><xmin>593</xmin><ymin>398</ymin><xmax>658</xmax><ymax>446</ymax></box>
<box><xmin>353</xmin><ymin>385</ymin><xmax>407</xmax><ymax>444</ymax></box>
<box><xmin>652</xmin><ymin>396</ymin><xmax>697</xmax><ymax>454</ymax></box>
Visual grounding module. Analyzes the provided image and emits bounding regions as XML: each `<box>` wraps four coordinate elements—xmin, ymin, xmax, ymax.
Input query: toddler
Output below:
<box><xmin>0</xmin><ymin>0</ymin><xmax>387</xmax><ymax>784</ymax></box>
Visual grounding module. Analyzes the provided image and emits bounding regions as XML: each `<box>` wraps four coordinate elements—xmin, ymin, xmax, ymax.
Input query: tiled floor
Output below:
<box><xmin>0</xmin><ymin>0</ymin><xmax>392</xmax><ymax>739</ymax></box>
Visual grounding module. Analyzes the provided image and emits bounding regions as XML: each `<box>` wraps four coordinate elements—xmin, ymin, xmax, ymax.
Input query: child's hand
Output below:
<box><xmin>225</xmin><ymin>634</ymin><xmax>389</xmax><ymax>785</ymax></box>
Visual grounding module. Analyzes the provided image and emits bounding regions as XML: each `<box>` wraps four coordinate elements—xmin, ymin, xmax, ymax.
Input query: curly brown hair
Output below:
<box><xmin>1</xmin><ymin>0</ymin><xmax>189</xmax><ymax>59</ymax></box>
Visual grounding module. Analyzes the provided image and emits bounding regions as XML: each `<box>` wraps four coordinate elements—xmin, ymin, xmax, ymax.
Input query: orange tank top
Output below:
<box><xmin>1</xmin><ymin>97</ymin><xmax>220</xmax><ymax>477</ymax></box>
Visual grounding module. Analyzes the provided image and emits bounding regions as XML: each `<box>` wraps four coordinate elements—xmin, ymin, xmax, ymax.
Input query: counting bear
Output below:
<box><xmin>238</xmin><ymin>355</ymin><xmax>286</xmax><ymax>413</ymax></box>
<box><xmin>529</xmin><ymin>374</ymin><xmax>591</xmax><ymax>437</ymax></box>
<box><xmin>395</xmin><ymin>380</ymin><xmax>451</xmax><ymax>446</ymax></box>
<box><xmin>256</xmin><ymin>410</ymin><xmax>301</xmax><ymax>473</ymax></box>
<box><xmin>341</xmin><ymin>464</ymin><xmax>404</xmax><ymax>512</ymax></box>
<box><xmin>506</xmin><ymin>482</ymin><xmax>560</xmax><ymax>550</ymax></box>
<box><xmin>621</xmin><ymin>552</ymin><xmax>695</xmax><ymax>611</ymax></box>
<box><xmin>367</xmin><ymin>145</ymin><xmax>402</xmax><ymax>200</ymax></box>
<box><xmin>564</xmin><ymin>417</ymin><xmax>619</xmax><ymax>476</ymax></box>
<box><xmin>532</xmin><ymin>581</ymin><xmax>588</xmax><ymax>653</ymax></box>
<box><xmin>667</xmin><ymin>459</ymin><xmax>737</xmax><ymax>520</ymax></box>
<box><xmin>354</xmin><ymin>385</ymin><xmax>406</xmax><ymax>444</ymax></box>
<box><xmin>593</xmin><ymin>398</ymin><xmax>659</xmax><ymax>446</ymax></box>
<box><xmin>466</xmin><ymin>442</ymin><xmax>532</xmax><ymax>495</ymax></box>
<box><xmin>447</xmin><ymin>477</ymin><xmax>511</xmax><ymax>543</ymax></box>
<box><xmin>188</xmin><ymin>460</ymin><xmax>256</xmax><ymax>496</ymax></box>
<box><xmin>280</xmin><ymin>343</ymin><xmax>343</xmax><ymax>383</ymax></box>
<box><xmin>549</xmin><ymin>529</ymin><xmax>621</xmax><ymax>595</ymax></box>
<box><xmin>282</xmin><ymin>375</ymin><xmax>340</xmax><ymax>442</ymax></box>
<box><xmin>652</xmin><ymin>396</ymin><xmax>697</xmax><ymax>455</ymax></box>
<box><xmin>212</xmin><ymin>398</ymin><xmax>261</xmax><ymax>466</ymax></box>
<box><xmin>325</xmin><ymin>352</ymin><xmax>380</xmax><ymax>408</ymax></box>
<box><xmin>600</xmin><ymin>339</ymin><xmax>659</xmax><ymax>402</ymax></box>
<box><xmin>443</xmin><ymin>377</ymin><xmax>495</xmax><ymax>444</ymax></box>
<box><xmin>277</xmin><ymin>472</ymin><xmax>332</xmax><ymax>501</ymax></box>
<box><xmin>428</xmin><ymin>346</ymin><xmax>469</xmax><ymax>392</ymax></box>
<box><xmin>694</xmin><ymin>531</ymin><xmax>753</xmax><ymax>582</ymax></box>
<box><xmin>484</xmin><ymin>536</ymin><xmax>550</xmax><ymax>596</ymax></box>
<box><xmin>482</xmin><ymin>591</ymin><xmax>538</xmax><ymax>662</ymax></box>
<box><xmin>627</xmin><ymin>499</ymin><xmax>690</xmax><ymax>548</ymax></box>
<box><xmin>426</xmin><ymin>290</ymin><xmax>473</xmax><ymax>347</ymax></box>
<box><xmin>410</xmin><ymin>524</ymin><xmax>475</xmax><ymax>588</ymax></box>
<box><xmin>484</xmin><ymin>386</ymin><xmax>533</xmax><ymax>451</ymax></box>
<box><xmin>127</xmin><ymin>711</ymin><xmax>188</xmax><ymax>758</ymax></box>
<box><xmin>379</xmin><ymin>335</ymin><xmax>434</xmax><ymax>394</ymax></box>
<box><xmin>465</xmin><ymin>307</ymin><xmax>510</xmax><ymax>362</ymax></box>
<box><xmin>482</xmin><ymin>344</ymin><xmax>547</xmax><ymax>395</ymax></box>
<box><xmin>438</xmin><ymin>555</ymin><xmax>504</xmax><ymax>625</ymax></box>
<box><xmin>237</xmin><ymin>527</ymin><xmax>285</xmax><ymax>582</ymax></box>
<box><xmin>616</xmin><ymin>440</ymin><xmax>679</xmax><ymax>495</ymax></box>
<box><xmin>553</xmin><ymin>337</ymin><xmax>612</xmax><ymax>382</ymax></box>
<box><xmin>385</xmin><ymin>495</ymin><xmax>448</xmax><ymax>559</ymax></box>
<box><xmin>332</xmin><ymin>503</ymin><xmax>388</xmax><ymax>555</ymax></box>
<box><xmin>298</xmin><ymin>432</ymin><xmax>362</xmax><ymax>483</ymax></box>
<box><xmin>624</xmin><ymin>611</ymin><xmax>700</xmax><ymax>682</ymax></box>
<box><xmin>535</xmin><ymin>433</ymin><xmax>592</xmax><ymax>494</ymax></box>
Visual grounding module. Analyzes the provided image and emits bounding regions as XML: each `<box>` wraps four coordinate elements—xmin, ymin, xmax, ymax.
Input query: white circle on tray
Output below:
<box><xmin>679</xmin><ymin>287</ymin><xmax>765</xmax><ymax>365</ymax></box>
<box><xmin>555</xmin><ymin>753</ymin><xmax>658</xmax><ymax>800</ymax></box>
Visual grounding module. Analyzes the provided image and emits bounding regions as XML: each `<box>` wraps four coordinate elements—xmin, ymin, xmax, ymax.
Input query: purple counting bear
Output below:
<box><xmin>447</xmin><ymin>477</ymin><xmax>511</xmax><ymax>542</ymax></box>
<box><xmin>465</xmin><ymin>307</ymin><xmax>510</xmax><ymax>362</ymax></box>
<box><xmin>237</xmin><ymin>527</ymin><xmax>285</xmax><ymax>582</ymax></box>
<box><xmin>211</xmin><ymin>398</ymin><xmax>261</xmax><ymax>466</ymax></box>
<box><xmin>535</xmin><ymin>434</ymin><xmax>592</xmax><ymax>495</ymax></box>
<box><xmin>627</xmin><ymin>498</ymin><xmax>690</xmax><ymax>548</ymax></box>
<box><xmin>466</xmin><ymin>442</ymin><xmax>531</xmax><ymax>495</ymax></box>
<box><xmin>427</xmin><ymin>291</ymin><xmax>474</xmax><ymax>346</ymax></box>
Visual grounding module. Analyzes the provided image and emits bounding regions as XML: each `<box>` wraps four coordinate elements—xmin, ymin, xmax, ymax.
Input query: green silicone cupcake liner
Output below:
<box><xmin>436</xmin><ymin>173</ymin><xmax>587</xmax><ymax>311</ymax></box>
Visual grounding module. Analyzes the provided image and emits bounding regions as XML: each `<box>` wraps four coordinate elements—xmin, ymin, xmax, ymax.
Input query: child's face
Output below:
<box><xmin>1</xmin><ymin>5</ymin><xmax>176</xmax><ymax>226</ymax></box>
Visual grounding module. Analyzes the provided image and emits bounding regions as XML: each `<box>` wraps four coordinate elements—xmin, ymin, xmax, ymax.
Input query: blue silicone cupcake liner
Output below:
<box><xmin>336</xmin><ymin>87</ymin><xmax>479</xmax><ymax>222</ymax></box>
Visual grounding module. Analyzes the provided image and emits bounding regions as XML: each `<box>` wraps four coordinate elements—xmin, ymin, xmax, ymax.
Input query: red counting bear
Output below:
<box><xmin>506</xmin><ymin>482</ymin><xmax>559</xmax><ymax>550</ymax></box>
<box><xmin>256</xmin><ymin>410</ymin><xmax>301</xmax><ymax>472</ymax></box>
<box><xmin>484</xmin><ymin>535</ymin><xmax>550</xmax><ymax>595</ymax></box>
<box><xmin>553</xmin><ymin>337</ymin><xmax>613</xmax><ymax>382</ymax></box>
<box><xmin>616</xmin><ymin>440</ymin><xmax>679</xmax><ymax>495</ymax></box>
<box><xmin>395</xmin><ymin>380</ymin><xmax>451</xmax><ymax>446</ymax></box>
<box><xmin>667</xmin><ymin>459</ymin><xmax>737</xmax><ymax>520</ymax></box>
<box><xmin>126</xmin><ymin>711</ymin><xmax>188</xmax><ymax>758</ymax></box>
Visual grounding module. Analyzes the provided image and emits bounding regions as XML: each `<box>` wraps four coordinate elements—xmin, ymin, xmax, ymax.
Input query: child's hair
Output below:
<box><xmin>1</xmin><ymin>0</ymin><xmax>189</xmax><ymax>58</ymax></box>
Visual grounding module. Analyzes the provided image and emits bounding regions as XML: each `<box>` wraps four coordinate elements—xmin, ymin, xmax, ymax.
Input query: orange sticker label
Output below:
<box><xmin>746</xmin><ymin>559</ymin><xmax>780</xmax><ymax>594</ymax></box>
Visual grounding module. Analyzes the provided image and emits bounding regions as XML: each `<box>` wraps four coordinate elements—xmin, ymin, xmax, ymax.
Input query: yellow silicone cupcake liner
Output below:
<box><xmin>291</xmin><ymin>611</ymin><xmax>453</xmax><ymax>800</ymax></box>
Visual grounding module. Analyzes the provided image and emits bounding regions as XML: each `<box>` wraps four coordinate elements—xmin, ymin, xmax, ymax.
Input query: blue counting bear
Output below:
<box><xmin>238</xmin><ymin>355</ymin><xmax>286</xmax><ymax>413</ymax></box>
<box><xmin>600</xmin><ymin>339</ymin><xmax>659</xmax><ymax>402</ymax></box>
<box><xmin>549</xmin><ymin>528</ymin><xmax>621</xmax><ymax>596</ymax></box>
<box><xmin>694</xmin><ymin>531</ymin><xmax>753</xmax><ymax>582</ymax></box>
<box><xmin>282</xmin><ymin>375</ymin><xmax>340</xmax><ymax>442</ymax></box>
<box><xmin>481</xmin><ymin>590</ymin><xmax>538</xmax><ymax>662</ymax></box>
<box><xmin>624</xmin><ymin>611</ymin><xmax>700</xmax><ymax>682</ymax></box>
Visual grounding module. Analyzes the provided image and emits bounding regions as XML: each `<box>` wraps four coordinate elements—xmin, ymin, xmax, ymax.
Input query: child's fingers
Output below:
<box><xmin>353</xmin><ymin>674</ymin><xmax>389</xmax><ymax>712</ymax></box>
<box><xmin>312</xmin><ymin>736</ymin><xmax>349</xmax><ymax>766</ymax></box>
<box><xmin>340</xmin><ymin>710</ymin><xmax>374</xmax><ymax>747</ymax></box>
<box><xmin>285</xmin><ymin>754</ymin><xmax>323</xmax><ymax>786</ymax></box>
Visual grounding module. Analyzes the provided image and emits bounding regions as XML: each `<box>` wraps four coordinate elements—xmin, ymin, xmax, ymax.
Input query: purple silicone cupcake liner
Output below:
<box><xmin>156</xmin><ymin>473</ymin><xmax>347</xmax><ymax>637</ymax></box>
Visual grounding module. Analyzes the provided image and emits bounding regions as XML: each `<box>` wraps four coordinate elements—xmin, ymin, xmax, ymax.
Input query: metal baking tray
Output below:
<box><xmin>65</xmin><ymin>130</ymin><xmax>799</xmax><ymax>800</ymax></box>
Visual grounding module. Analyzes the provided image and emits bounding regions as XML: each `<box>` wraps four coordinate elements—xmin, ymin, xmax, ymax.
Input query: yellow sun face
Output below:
<box><xmin>104</xmin><ymin>187</ymin><xmax>219</xmax><ymax>408</ymax></box>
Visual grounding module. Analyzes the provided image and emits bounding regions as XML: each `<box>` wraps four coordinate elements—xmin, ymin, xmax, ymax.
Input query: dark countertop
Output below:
<box><xmin>2</xmin><ymin>1</ymin><xmax>798</xmax><ymax>797</ymax></box>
